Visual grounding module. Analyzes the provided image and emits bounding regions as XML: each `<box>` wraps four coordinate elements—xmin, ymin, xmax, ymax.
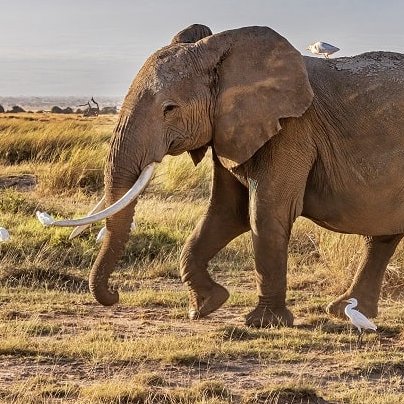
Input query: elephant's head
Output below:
<box><xmin>55</xmin><ymin>25</ymin><xmax>313</xmax><ymax>305</ymax></box>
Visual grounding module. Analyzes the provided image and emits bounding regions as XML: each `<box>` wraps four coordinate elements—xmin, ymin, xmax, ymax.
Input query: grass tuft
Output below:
<box><xmin>153</xmin><ymin>153</ymin><xmax>212</xmax><ymax>199</ymax></box>
<box><xmin>248</xmin><ymin>384</ymin><xmax>324</xmax><ymax>404</ymax></box>
<box><xmin>0</xmin><ymin>265</ymin><xmax>88</xmax><ymax>292</ymax></box>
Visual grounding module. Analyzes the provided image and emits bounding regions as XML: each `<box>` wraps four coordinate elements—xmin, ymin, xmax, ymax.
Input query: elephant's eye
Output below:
<box><xmin>163</xmin><ymin>103</ymin><xmax>178</xmax><ymax>116</ymax></box>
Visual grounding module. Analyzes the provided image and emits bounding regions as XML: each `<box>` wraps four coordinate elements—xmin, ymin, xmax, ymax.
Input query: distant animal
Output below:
<box><xmin>307</xmin><ymin>41</ymin><xmax>340</xmax><ymax>58</ymax></box>
<box><xmin>344</xmin><ymin>298</ymin><xmax>377</xmax><ymax>347</ymax></box>
<box><xmin>37</xmin><ymin>24</ymin><xmax>404</xmax><ymax>329</ymax></box>
<box><xmin>78</xmin><ymin>97</ymin><xmax>100</xmax><ymax>117</ymax></box>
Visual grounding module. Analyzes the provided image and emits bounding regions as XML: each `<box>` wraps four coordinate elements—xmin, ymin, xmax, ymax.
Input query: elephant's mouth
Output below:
<box><xmin>46</xmin><ymin>163</ymin><xmax>155</xmax><ymax>236</ymax></box>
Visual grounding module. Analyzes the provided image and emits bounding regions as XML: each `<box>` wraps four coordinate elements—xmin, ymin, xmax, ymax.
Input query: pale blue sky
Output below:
<box><xmin>1</xmin><ymin>0</ymin><xmax>403</xmax><ymax>96</ymax></box>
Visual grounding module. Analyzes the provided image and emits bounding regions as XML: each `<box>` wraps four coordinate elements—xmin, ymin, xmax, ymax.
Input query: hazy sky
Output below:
<box><xmin>1</xmin><ymin>0</ymin><xmax>403</xmax><ymax>96</ymax></box>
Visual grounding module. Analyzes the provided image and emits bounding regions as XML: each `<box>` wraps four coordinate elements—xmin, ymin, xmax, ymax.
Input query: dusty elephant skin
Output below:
<box><xmin>73</xmin><ymin>24</ymin><xmax>403</xmax><ymax>327</ymax></box>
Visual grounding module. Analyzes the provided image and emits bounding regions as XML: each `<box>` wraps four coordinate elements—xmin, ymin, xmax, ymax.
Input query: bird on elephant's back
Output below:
<box><xmin>44</xmin><ymin>24</ymin><xmax>404</xmax><ymax>328</ymax></box>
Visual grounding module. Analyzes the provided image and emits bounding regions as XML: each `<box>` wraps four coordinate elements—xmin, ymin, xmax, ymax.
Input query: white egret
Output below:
<box><xmin>307</xmin><ymin>42</ymin><xmax>340</xmax><ymax>58</ymax></box>
<box><xmin>344</xmin><ymin>298</ymin><xmax>377</xmax><ymax>347</ymax></box>
<box><xmin>96</xmin><ymin>222</ymin><xmax>136</xmax><ymax>243</ymax></box>
<box><xmin>96</xmin><ymin>226</ymin><xmax>107</xmax><ymax>243</ymax></box>
<box><xmin>36</xmin><ymin>211</ymin><xmax>55</xmax><ymax>226</ymax></box>
<box><xmin>0</xmin><ymin>227</ymin><xmax>10</xmax><ymax>242</ymax></box>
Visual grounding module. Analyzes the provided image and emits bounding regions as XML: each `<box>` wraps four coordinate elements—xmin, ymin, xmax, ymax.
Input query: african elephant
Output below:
<box><xmin>51</xmin><ymin>24</ymin><xmax>404</xmax><ymax>327</ymax></box>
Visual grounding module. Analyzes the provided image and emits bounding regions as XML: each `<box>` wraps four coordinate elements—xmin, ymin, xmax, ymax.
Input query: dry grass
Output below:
<box><xmin>0</xmin><ymin>113</ymin><xmax>402</xmax><ymax>403</ymax></box>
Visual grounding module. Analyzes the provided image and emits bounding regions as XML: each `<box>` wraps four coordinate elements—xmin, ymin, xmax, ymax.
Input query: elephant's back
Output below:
<box><xmin>304</xmin><ymin>52</ymin><xmax>404</xmax><ymax>129</ymax></box>
<box><xmin>304</xmin><ymin>51</ymin><xmax>404</xmax><ymax>79</ymax></box>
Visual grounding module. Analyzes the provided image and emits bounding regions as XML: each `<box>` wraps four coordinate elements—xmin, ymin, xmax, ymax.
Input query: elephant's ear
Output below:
<box><xmin>171</xmin><ymin>24</ymin><xmax>212</xmax><ymax>44</ymax></box>
<box><xmin>196</xmin><ymin>26</ymin><xmax>314</xmax><ymax>169</ymax></box>
<box><xmin>171</xmin><ymin>24</ymin><xmax>213</xmax><ymax>166</ymax></box>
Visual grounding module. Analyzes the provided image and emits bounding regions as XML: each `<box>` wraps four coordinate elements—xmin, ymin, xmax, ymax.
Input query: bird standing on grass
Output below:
<box><xmin>344</xmin><ymin>298</ymin><xmax>377</xmax><ymax>348</ymax></box>
<box><xmin>307</xmin><ymin>41</ymin><xmax>340</xmax><ymax>58</ymax></box>
<box><xmin>0</xmin><ymin>227</ymin><xmax>10</xmax><ymax>242</ymax></box>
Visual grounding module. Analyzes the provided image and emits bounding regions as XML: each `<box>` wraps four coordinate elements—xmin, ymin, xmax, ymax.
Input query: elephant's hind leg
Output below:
<box><xmin>180</xmin><ymin>158</ymin><xmax>249</xmax><ymax>320</ymax></box>
<box><xmin>327</xmin><ymin>234</ymin><xmax>403</xmax><ymax>318</ymax></box>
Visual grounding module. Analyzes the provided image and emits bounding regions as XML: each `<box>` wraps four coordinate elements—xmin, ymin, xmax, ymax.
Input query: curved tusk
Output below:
<box><xmin>51</xmin><ymin>163</ymin><xmax>155</xmax><ymax>228</ymax></box>
<box><xmin>68</xmin><ymin>196</ymin><xmax>106</xmax><ymax>240</ymax></box>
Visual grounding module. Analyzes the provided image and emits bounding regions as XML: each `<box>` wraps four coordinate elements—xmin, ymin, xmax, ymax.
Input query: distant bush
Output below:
<box><xmin>100</xmin><ymin>106</ymin><xmax>118</xmax><ymax>115</ymax></box>
<box><xmin>7</xmin><ymin>105</ymin><xmax>25</xmax><ymax>113</ymax></box>
<box><xmin>0</xmin><ymin>105</ymin><xmax>4</xmax><ymax>113</ymax></box>
<box><xmin>51</xmin><ymin>106</ymin><xmax>63</xmax><ymax>113</ymax></box>
<box><xmin>51</xmin><ymin>106</ymin><xmax>74</xmax><ymax>114</ymax></box>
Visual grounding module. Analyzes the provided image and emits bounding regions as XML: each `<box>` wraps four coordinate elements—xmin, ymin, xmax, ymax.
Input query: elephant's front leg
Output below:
<box><xmin>180</xmin><ymin>158</ymin><xmax>250</xmax><ymax>319</ymax></box>
<box><xmin>245</xmin><ymin>180</ymin><xmax>296</xmax><ymax>327</ymax></box>
<box><xmin>241</xmin><ymin>135</ymin><xmax>315</xmax><ymax>327</ymax></box>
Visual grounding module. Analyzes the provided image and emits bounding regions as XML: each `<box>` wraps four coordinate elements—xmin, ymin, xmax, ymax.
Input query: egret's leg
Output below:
<box><xmin>357</xmin><ymin>331</ymin><xmax>364</xmax><ymax>349</ymax></box>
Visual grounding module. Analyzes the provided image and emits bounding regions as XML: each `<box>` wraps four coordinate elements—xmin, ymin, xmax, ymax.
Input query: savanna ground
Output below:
<box><xmin>0</xmin><ymin>113</ymin><xmax>403</xmax><ymax>404</ymax></box>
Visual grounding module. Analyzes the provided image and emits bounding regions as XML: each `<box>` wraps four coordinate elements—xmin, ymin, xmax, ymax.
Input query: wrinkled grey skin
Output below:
<box><xmin>90</xmin><ymin>24</ymin><xmax>403</xmax><ymax>327</ymax></box>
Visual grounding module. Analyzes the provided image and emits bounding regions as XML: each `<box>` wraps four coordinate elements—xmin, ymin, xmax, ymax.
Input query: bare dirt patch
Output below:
<box><xmin>0</xmin><ymin>294</ymin><xmax>402</xmax><ymax>403</ymax></box>
<box><xmin>0</xmin><ymin>174</ymin><xmax>36</xmax><ymax>190</ymax></box>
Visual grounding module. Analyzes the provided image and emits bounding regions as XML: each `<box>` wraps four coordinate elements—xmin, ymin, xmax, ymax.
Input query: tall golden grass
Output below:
<box><xmin>0</xmin><ymin>113</ymin><xmax>402</xmax><ymax>298</ymax></box>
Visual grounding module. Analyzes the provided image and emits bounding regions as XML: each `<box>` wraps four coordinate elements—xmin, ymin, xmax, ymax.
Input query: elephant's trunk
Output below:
<box><xmin>88</xmin><ymin>188</ymin><xmax>135</xmax><ymax>306</ymax></box>
<box><xmin>88</xmin><ymin>114</ymin><xmax>155</xmax><ymax>306</ymax></box>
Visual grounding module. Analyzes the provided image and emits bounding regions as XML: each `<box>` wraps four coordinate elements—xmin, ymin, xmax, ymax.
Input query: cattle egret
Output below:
<box><xmin>307</xmin><ymin>42</ymin><xmax>340</xmax><ymax>58</ymax></box>
<box><xmin>96</xmin><ymin>222</ymin><xmax>136</xmax><ymax>243</ymax></box>
<box><xmin>0</xmin><ymin>227</ymin><xmax>10</xmax><ymax>242</ymax></box>
<box><xmin>96</xmin><ymin>226</ymin><xmax>107</xmax><ymax>243</ymax></box>
<box><xmin>36</xmin><ymin>211</ymin><xmax>55</xmax><ymax>226</ymax></box>
<box><xmin>344</xmin><ymin>298</ymin><xmax>377</xmax><ymax>347</ymax></box>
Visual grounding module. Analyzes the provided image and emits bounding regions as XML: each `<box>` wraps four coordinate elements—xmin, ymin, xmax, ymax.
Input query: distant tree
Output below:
<box><xmin>0</xmin><ymin>105</ymin><xmax>4</xmax><ymax>113</ymax></box>
<box><xmin>63</xmin><ymin>107</ymin><xmax>73</xmax><ymax>114</ymax></box>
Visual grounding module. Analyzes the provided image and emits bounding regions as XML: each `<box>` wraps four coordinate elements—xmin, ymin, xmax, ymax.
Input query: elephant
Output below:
<box><xmin>50</xmin><ymin>24</ymin><xmax>404</xmax><ymax>327</ymax></box>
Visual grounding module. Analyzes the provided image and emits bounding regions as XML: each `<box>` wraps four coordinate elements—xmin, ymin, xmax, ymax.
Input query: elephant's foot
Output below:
<box><xmin>187</xmin><ymin>282</ymin><xmax>230</xmax><ymax>320</ymax></box>
<box><xmin>245</xmin><ymin>305</ymin><xmax>294</xmax><ymax>328</ymax></box>
<box><xmin>326</xmin><ymin>293</ymin><xmax>378</xmax><ymax>319</ymax></box>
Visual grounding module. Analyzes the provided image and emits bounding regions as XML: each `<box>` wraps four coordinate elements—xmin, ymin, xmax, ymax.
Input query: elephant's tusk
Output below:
<box><xmin>68</xmin><ymin>196</ymin><xmax>106</xmax><ymax>239</ymax></box>
<box><xmin>49</xmin><ymin>163</ymin><xmax>155</xmax><ymax>228</ymax></box>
